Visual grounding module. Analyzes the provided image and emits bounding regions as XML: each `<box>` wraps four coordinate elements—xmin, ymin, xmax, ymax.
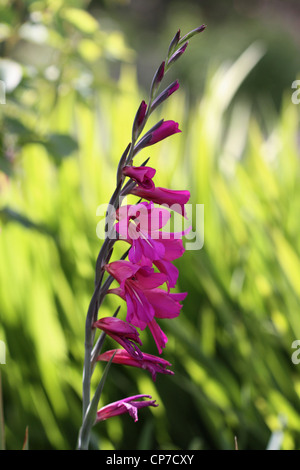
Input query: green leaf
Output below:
<box><xmin>0</xmin><ymin>207</ymin><xmax>53</xmax><ymax>235</ymax></box>
<box><xmin>4</xmin><ymin>116</ymin><xmax>32</xmax><ymax>136</ymax></box>
<box><xmin>45</xmin><ymin>133</ymin><xmax>78</xmax><ymax>158</ymax></box>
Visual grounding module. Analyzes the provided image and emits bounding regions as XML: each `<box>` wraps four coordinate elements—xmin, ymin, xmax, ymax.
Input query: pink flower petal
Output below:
<box><xmin>148</xmin><ymin>319</ymin><xmax>168</xmax><ymax>354</ymax></box>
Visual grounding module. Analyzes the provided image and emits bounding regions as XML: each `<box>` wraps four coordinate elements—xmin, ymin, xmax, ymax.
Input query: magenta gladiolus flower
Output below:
<box><xmin>148</xmin><ymin>319</ymin><xmax>168</xmax><ymax>354</ymax></box>
<box><xmin>147</xmin><ymin>120</ymin><xmax>181</xmax><ymax>145</ymax></box>
<box><xmin>104</xmin><ymin>261</ymin><xmax>187</xmax><ymax>323</ymax></box>
<box><xmin>144</xmin><ymin>289</ymin><xmax>187</xmax><ymax>319</ymax></box>
<box><xmin>151</xmin><ymin>235</ymin><xmax>190</xmax><ymax>288</ymax></box>
<box><xmin>96</xmin><ymin>394</ymin><xmax>158</xmax><ymax>423</ymax></box>
<box><xmin>153</xmin><ymin>259</ymin><xmax>179</xmax><ymax>289</ymax></box>
<box><xmin>130</xmin><ymin>186</ymin><xmax>190</xmax><ymax>217</ymax></box>
<box><xmin>134</xmin><ymin>120</ymin><xmax>181</xmax><ymax>155</ymax></box>
<box><xmin>122</xmin><ymin>166</ymin><xmax>156</xmax><ymax>190</ymax></box>
<box><xmin>93</xmin><ymin>316</ymin><xmax>143</xmax><ymax>359</ymax></box>
<box><xmin>115</xmin><ymin>201</ymin><xmax>172</xmax><ymax>264</ymax></box>
<box><xmin>156</xmin><ymin>235</ymin><xmax>186</xmax><ymax>260</ymax></box>
<box><xmin>139</xmin><ymin>289</ymin><xmax>187</xmax><ymax>353</ymax></box>
<box><xmin>116</xmin><ymin>206</ymin><xmax>189</xmax><ymax>287</ymax></box>
<box><xmin>116</xmin><ymin>202</ymin><xmax>171</xmax><ymax>237</ymax></box>
<box><xmin>105</xmin><ymin>260</ymin><xmax>187</xmax><ymax>352</ymax></box>
<box><xmin>104</xmin><ymin>261</ymin><xmax>167</xmax><ymax>329</ymax></box>
<box><xmin>115</xmin><ymin>201</ymin><xmax>190</xmax><ymax>287</ymax></box>
<box><xmin>97</xmin><ymin>349</ymin><xmax>174</xmax><ymax>381</ymax></box>
<box><xmin>125</xmin><ymin>238</ymin><xmax>185</xmax><ymax>289</ymax></box>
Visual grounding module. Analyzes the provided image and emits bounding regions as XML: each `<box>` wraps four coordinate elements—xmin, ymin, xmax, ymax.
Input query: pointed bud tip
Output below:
<box><xmin>181</xmin><ymin>41</ymin><xmax>189</xmax><ymax>52</ymax></box>
<box><xmin>168</xmin><ymin>29</ymin><xmax>181</xmax><ymax>55</ymax></box>
<box><xmin>197</xmin><ymin>24</ymin><xmax>206</xmax><ymax>32</ymax></box>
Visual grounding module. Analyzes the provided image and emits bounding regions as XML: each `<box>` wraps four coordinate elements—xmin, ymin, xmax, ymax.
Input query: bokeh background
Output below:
<box><xmin>1</xmin><ymin>0</ymin><xmax>300</xmax><ymax>450</ymax></box>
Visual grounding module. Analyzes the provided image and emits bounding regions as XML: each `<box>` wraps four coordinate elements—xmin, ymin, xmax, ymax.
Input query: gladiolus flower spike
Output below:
<box><xmin>77</xmin><ymin>25</ymin><xmax>206</xmax><ymax>450</ymax></box>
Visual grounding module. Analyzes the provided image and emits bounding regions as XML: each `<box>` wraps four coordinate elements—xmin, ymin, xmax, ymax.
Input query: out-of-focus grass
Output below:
<box><xmin>0</xmin><ymin>29</ymin><xmax>300</xmax><ymax>450</ymax></box>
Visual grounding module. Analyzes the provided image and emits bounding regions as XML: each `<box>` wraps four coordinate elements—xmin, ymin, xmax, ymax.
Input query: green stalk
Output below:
<box><xmin>78</xmin><ymin>354</ymin><xmax>115</xmax><ymax>450</ymax></box>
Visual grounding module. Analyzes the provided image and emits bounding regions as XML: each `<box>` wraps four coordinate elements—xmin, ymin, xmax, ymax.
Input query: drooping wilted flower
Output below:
<box><xmin>97</xmin><ymin>349</ymin><xmax>174</xmax><ymax>381</ymax></box>
<box><xmin>96</xmin><ymin>395</ymin><xmax>158</xmax><ymax>423</ymax></box>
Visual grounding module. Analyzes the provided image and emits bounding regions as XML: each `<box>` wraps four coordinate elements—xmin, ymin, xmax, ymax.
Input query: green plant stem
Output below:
<box><xmin>78</xmin><ymin>354</ymin><xmax>115</xmax><ymax>450</ymax></box>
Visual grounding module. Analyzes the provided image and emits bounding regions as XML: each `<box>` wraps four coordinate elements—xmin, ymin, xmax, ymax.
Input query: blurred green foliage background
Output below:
<box><xmin>0</xmin><ymin>0</ymin><xmax>300</xmax><ymax>450</ymax></box>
